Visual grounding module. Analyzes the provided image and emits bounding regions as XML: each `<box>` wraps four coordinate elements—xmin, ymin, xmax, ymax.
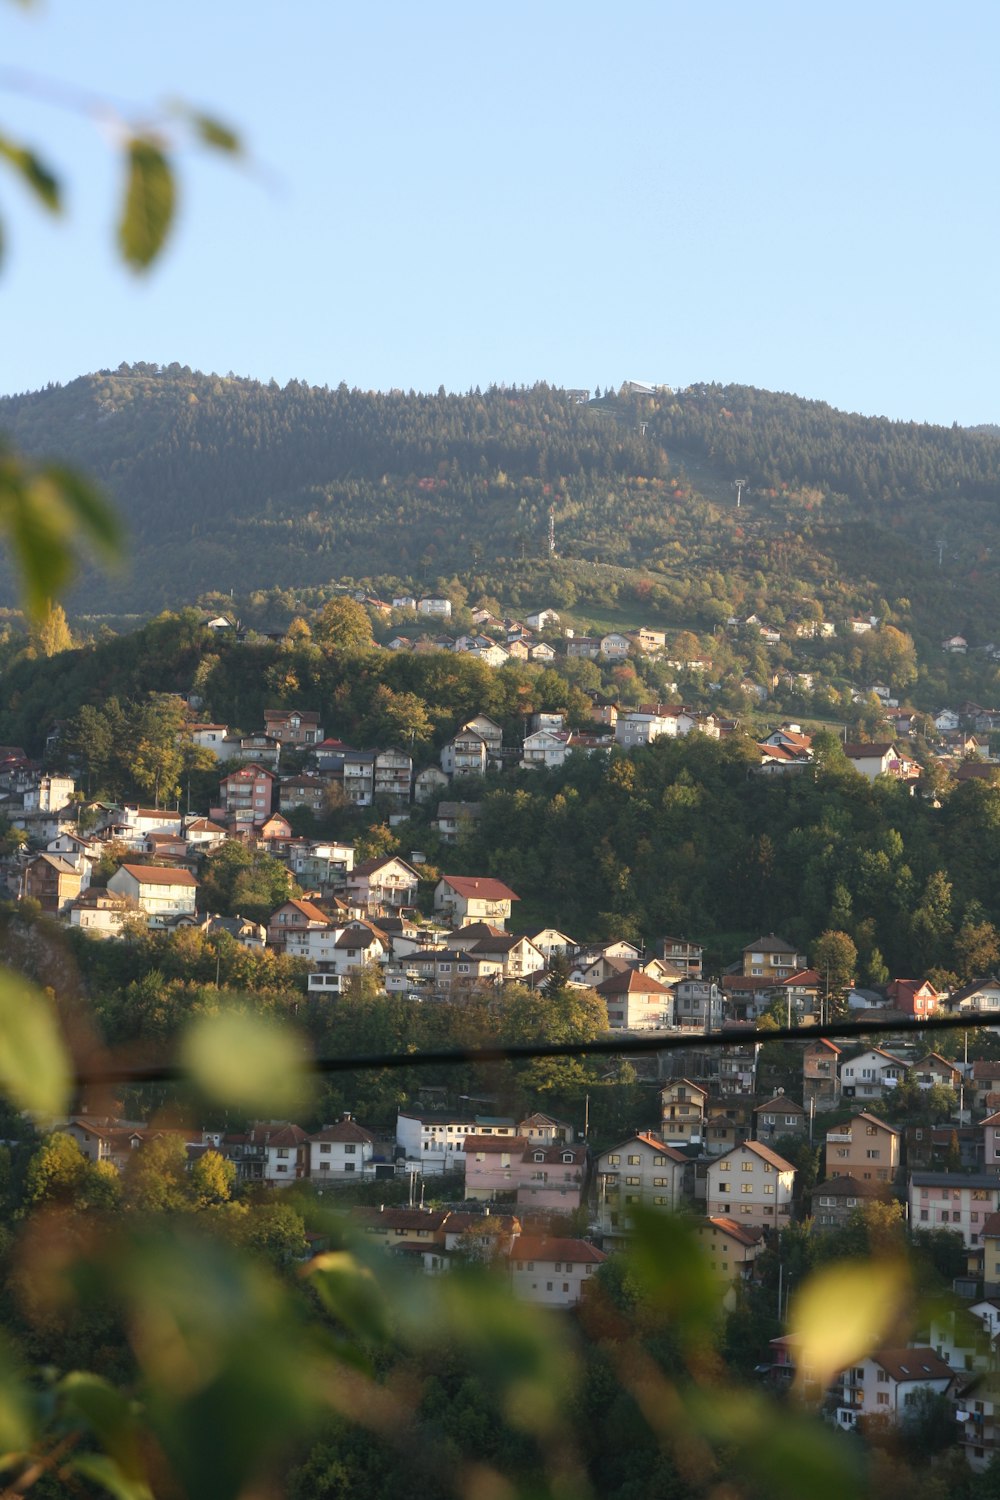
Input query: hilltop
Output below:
<box><xmin>2</xmin><ymin>367</ymin><xmax>1000</xmax><ymax>663</ymax></box>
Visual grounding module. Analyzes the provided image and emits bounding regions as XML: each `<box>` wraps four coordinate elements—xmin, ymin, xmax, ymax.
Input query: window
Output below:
<box><xmin>866</xmin><ymin>1149</ymin><xmax>880</xmax><ymax>1160</ymax></box>
<box><xmin>628</xmin><ymin>1155</ymin><xmax>641</xmax><ymax>1166</ymax></box>
<box><xmin>653</xmin><ymin>1178</ymin><xmax>669</xmax><ymax>1187</ymax></box>
<box><xmin>320</xmin><ymin>1144</ymin><xmax>331</xmax><ymax>1154</ymax></box>
<box><xmin>877</xmin><ymin>1370</ymin><xmax>888</xmax><ymax>1383</ymax></box>
<box><xmin>626</xmin><ymin>1176</ymin><xmax>641</xmax><ymax>1187</ymax></box>
<box><xmin>546</xmin><ymin>1282</ymin><xmax>553</xmax><ymax>1292</ymax></box>
<box><xmin>718</xmin><ymin>1182</ymin><xmax>730</xmax><ymax>1193</ymax></box>
<box><xmin>608</xmin><ymin>1154</ymin><xmax>620</xmax><ymax>1166</ymax></box>
<box><xmin>345</xmin><ymin>1144</ymin><xmax>356</xmax><ymax>1155</ymax></box>
<box><xmin>877</xmin><ymin>1394</ymin><xmax>889</xmax><ymax>1407</ymax></box>
<box><xmin>741</xmin><ymin>1184</ymin><xmax>753</xmax><ymax>1194</ymax></box>
<box><xmin>276</xmin><ymin>1148</ymin><xmax>289</xmax><ymax>1159</ymax></box>
<box><xmin>562</xmin><ymin>1283</ymin><xmax>569</xmax><ymax>1294</ymax></box>
<box><xmin>741</xmin><ymin>1161</ymin><xmax>753</xmax><ymax>1172</ymax></box>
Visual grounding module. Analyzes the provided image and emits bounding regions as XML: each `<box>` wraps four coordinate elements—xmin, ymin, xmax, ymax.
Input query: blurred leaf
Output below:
<box><xmin>118</xmin><ymin>1230</ymin><xmax>321</xmax><ymax>1500</ymax></box>
<box><xmin>306</xmin><ymin>1251</ymin><xmax>390</xmax><ymax>1347</ymax></box>
<box><xmin>625</xmin><ymin>1207</ymin><xmax>721</xmax><ymax>1337</ymax></box>
<box><xmin>119</xmin><ymin>138</ymin><xmax>174</xmax><ymax>269</ymax></box>
<box><xmin>0</xmin><ymin>1336</ymin><xmax>35</xmax><ymax>1459</ymax></box>
<box><xmin>59</xmin><ymin>1373</ymin><xmax>149</xmax><ymax>1493</ymax></box>
<box><xmin>0</xmin><ymin>966</ymin><xmax>70</xmax><ymax>1118</ymax></box>
<box><xmin>0</xmin><ymin>133</ymin><xmax>60</xmax><ymax>211</ymax></box>
<box><xmin>190</xmin><ymin>113</ymin><xmax>241</xmax><ymax>154</ymax></box>
<box><xmin>788</xmin><ymin>1257</ymin><xmax>908</xmax><ymax>1394</ymax></box>
<box><xmin>70</xmin><ymin>1453</ymin><xmax>152</xmax><ymax>1500</ymax></box>
<box><xmin>179</xmin><ymin>1008</ymin><xmax>314</xmax><ymax>1114</ymax></box>
<box><xmin>690</xmin><ymin>1386</ymin><xmax>864</xmax><ymax>1500</ymax></box>
<box><xmin>0</xmin><ymin>448</ymin><xmax>121</xmax><ymax>616</ymax></box>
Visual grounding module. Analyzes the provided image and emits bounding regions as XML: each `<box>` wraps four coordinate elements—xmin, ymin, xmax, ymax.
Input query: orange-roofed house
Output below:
<box><xmin>803</xmin><ymin>1037</ymin><xmax>842</xmax><ymax>1112</ymax></box>
<box><xmin>106</xmin><ymin>864</ymin><xmax>197</xmax><ymax>925</ymax></box>
<box><xmin>508</xmin><ymin>1235</ymin><xmax>606</xmax><ymax>1307</ymax></box>
<box><xmin>835</xmin><ymin>1347</ymin><xmax>954</xmax><ymax>1430</ymax></box>
<box><xmin>695</xmin><ymin>1217</ymin><xmax>765</xmax><ymax>1298</ymax></box>
<box><xmin>596</xmin><ymin>969</ymin><xmax>674</xmax><ymax>1030</ymax></box>
<box><xmin>266</xmin><ymin>897</ymin><xmax>338</xmax><ymax>955</ymax></box>
<box><xmin>434</xmin><ymin>874</ymin><xmax>519</xmax><ymax>929</ymax></box>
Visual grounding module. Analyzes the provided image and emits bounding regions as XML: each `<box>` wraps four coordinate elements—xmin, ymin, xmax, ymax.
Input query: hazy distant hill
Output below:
<box><xmin>3</xmin><ymin>366</ymin><xmax>1000</xmax><ymax>643</ymax></box>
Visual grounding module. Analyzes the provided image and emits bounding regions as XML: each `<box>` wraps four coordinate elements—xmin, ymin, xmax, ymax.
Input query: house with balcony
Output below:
<box><xmin>803</xmin><ymin>1038</ymin><xmax>842</xmax><ymax>1112</ymax></box>
<box><xmin>594</xmin><ymin>1133</ymin><xmax>689</xmax><ymax>1243</ymax></box>
<box><xmin>266</xmin><ymin>897</ymin><xmax>337</xmax><ymax>955</ymax></box>
<box><xmin>440</xmin><ymin>729</ymin><xmax>488</xmax><ymax>778</ymax></box>
<box><xmin>214</xmin><ymin>764</ymin><xmax>277</xmax><ymax>830</ymax></box>
<box><xmin>278</xmin><ymin>772</ymin><xmax>329</xmax><ymax>817</ymax></box>
<box><xmin>396</xmin><ymin>1110</ymin><xmax>517</xmax><ymax>1174</ymax></box>
<box><xmin>753</xmin><ymin>1093</ymin><xmax>806</xmax><ymax>1143</ymax></box>
<box><xmin>673</xmin><ymin>979</ymin><xmax>724</xmax><ymax>1030</ymax></box>
<box><xmin>660</xmin><ymin>1078</ymin><xmax>708</xmax><ymax>1146</ymax></box>
<box><xmin>836</xmin><ymin>1348</ymin><xmax>954</xmax><ymax>1430</ymax></box>
<box><xmin>824</xmin><ymin>1112</ymin><xmax>900</xmax><ymax>1184</ymax></box>
<box><xmin>840</xmin><ymin>1046</ymin><xmax>909</xmax><ymax>1102</ymax></box>
<box><xmin>741</xmin><ymin>935</ymin><xmax>808</xmax><ymax>979</ymax></box>
<box><xmin>373</xmin><ymin>748</ymin><xmax>413</xmax><ymax>804</ymax></box>
<box><xmin>262</xmin><ymin>709</ymin><xmax>324</xmax><ymax>747</ymax></box>
<box><xmin>434</xmin><ymin>874</ymin><xmax>519</xmax><ymax>929</ymax></box>
<box><xmin>347</xmin><ymin>855</ymin><xmax>420</xmax><ymax>912</ymax></box>
<box><xmin>342</xmin><ymin>750</ymin><xmax>376</xmax><ymax>806</ymax></box>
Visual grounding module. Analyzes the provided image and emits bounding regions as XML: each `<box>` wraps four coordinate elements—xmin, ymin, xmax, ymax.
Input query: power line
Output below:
<box><xmin>73</xmin><ymin>1012</ymin><xmax>998</xmax><ymax>1089</ymax></box>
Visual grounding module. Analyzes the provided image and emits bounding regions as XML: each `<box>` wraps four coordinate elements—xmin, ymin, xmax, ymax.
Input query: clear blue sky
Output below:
<box><xmin>2</xmin><ymin>0</ymin><xmax>998</xmax><ymax>425</ymax></box>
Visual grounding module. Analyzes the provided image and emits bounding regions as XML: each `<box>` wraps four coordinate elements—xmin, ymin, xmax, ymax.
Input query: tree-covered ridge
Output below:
<box><xmin>2</xmin><ymin>365</ymin><xmax>1000</xmax><ymax>645</ymax></box>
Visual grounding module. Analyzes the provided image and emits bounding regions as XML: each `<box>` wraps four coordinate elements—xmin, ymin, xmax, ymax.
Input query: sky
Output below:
<box><xmin>1</xmin><ymin>1</ymin><xmax>998</xmax><ymax>425</ymax></box>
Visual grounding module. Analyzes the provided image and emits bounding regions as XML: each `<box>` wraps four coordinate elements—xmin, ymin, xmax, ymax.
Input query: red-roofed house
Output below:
<box><xmin>434</xmin><ymin>874</ymin><xmax>519</xmax><ymax>929</ymax></box>
<box><xmin>886</xmin><ymin>978</ymin><xmax>940</xmax><ymax>1019</ymax></box>
<box><xmin>695</xmin><ymin>1217</ymin><xmax>765</xmax><ymax>1295</ymax></box>
<box><xmin>307</xmin><ymin>1114</ymin><xmax>375</xmax><ymax>1178</ymax></box>
<box><xmin>836</xmin><ymin>1347</ymin><xmax>954</xmax><ymax>1429</ymax></box>
<box><xmin>508</xmin><ymin>1236</ymin><xmax>606</xmax><ymax>1306</ymax></box>
<box><xmin>596</xmin><ymin>969</ymin><xmax>674</xmax><ymax>1030</ymax></box>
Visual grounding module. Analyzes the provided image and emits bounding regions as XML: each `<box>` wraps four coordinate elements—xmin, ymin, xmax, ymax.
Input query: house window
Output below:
<box><xmin>718</xmin><ymin>1182</ymin><xmax>730</xmax><ymax>1193</ymax></box>
<box><xmin>866</xmin><ymin>1150</ymin><xmax>880</xmax><ymax>1160</ymax></box>
<box><xmin>741</xmin><ymin>1184</ymin><xmax>753</xmax><ymax>1194</ymax></box>
<box><xmin>741</xmin><ymin>1161</ymin><xmax>753</xmax><ymax>1172</ymax></box>
<box><xmin>320</xmin><ymin>1144</ymin><xmax>331</xmax><ymax>1154</ymax></box>
<box><xmin>626</xmin><ymin>1177</ymin><xmax>641</xmax><ymax>1187</ymax></box>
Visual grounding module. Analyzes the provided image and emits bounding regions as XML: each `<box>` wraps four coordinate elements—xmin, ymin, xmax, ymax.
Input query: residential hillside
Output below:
<box><xmin>3</xmin><ymin>367</ymin><xmax>1000</xmax><ymax>659</ymax></box>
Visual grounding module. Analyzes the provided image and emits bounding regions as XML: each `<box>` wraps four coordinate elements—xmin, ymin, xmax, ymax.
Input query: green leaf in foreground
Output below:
<box><xmin>787</xmin><ymin>1257</ymin><xmax>908</xmax><ymax>1394</ymax></box>
<box><xmin>0</xmin><ymin>967</ymin><xmax>70</xmax><ymax>1118</ymax></box>
<box><xmin>179</xmin><ymin>1008</ymin><xmax>314</xmax><ymax>1115</ymax></box>
<box><xmin>119</xmin><ymin>138</ymin><xmax>175</xmax><ymax>269</ymax></box>
<box><xmin>0</xmin><ymin>447</ymin><xmax>122</xmax><ymax>616</ymax></box>
<box><xmin>0</xmin><ymin>133</ymin><xmax>60</xmax><ymax>212</ymax></box>
<box><xmin>59</xmin><ymin>1372</ymin><xmax>150</xmax><ymax>1497</ymax></box>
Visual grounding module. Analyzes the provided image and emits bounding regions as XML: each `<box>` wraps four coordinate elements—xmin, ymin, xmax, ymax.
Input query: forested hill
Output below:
<box><xmin>2</xmin><ymin>366</ymin><xmax>1000</xmax><ymax>630</ymax></box>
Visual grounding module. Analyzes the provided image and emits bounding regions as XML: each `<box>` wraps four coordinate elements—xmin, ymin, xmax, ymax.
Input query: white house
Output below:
<box><xmin>106</xmin><ymin>864</ymin><xmax>197</xmax><ymax>925</ymax></box>
<box><xmin>307</xmin><ymin>1115</ymin><xmax>375</xmax><ymax>1179</ymax></box>
<box><xmin>434</xmin><ymin>874</ymin><xmax>519</xmax><ymax>929</ymax></box>
<box><xmin>705</xmin><ymin>1141</ymin><xmax>795</xmax><ymax>1228</ymax></box>
<box><xmin>836</xmin><ymin>1348</ymin><xmax>953</xmax><ymax>1430</ymax></box>
<box><xmin>507</xmin><ymin>1236</ymin><xmax>605</xmax><ymax>1308</ymax></box>
<box><xmin>840</xmin><ymin>1047</ymin><xmax>908</xmax><ymax>1102</ymax></box>
<box><xmin>594</xmin><ymin>1133</ymin><xmax>689</xmax><ymax>1242</ymax></box>
<box><xmin>396</xmin><ymin>1111</ymin><xmax>517</xmax><ymax>1173</ymax></box>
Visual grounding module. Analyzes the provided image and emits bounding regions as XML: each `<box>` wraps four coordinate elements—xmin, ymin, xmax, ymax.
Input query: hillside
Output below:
<box><xmin>2</xmin><ymin>368</ymin><xmax>1000</xmax><ymax>657</ymax></box>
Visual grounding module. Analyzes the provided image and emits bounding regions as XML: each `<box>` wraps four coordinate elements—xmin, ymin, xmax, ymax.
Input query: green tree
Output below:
<box><xmin>191</xmin><ymin>1149</ymin><xmax>236</xmax><ymax>1207</ymax></box>
<box><xmin>312</xmin><ymin>596</ymin><xmax>374</xmax><ymax>652</ymax></box>
<box><xmin>812</xmin><ymin>930</ymin><xmax>857</xmax><ymax>1014</ymax></box>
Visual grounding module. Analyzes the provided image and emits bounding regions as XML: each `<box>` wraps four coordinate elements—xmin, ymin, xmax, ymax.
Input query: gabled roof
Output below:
<box><xmin>439</xmin><ymin>875</ymin><xmax>519</xmax><ymax>902</ymax></box>
<box><xmin>743</xmin><ymin>934</ymin><xmax>798</xmax><ymax>954</ymax></box>
<box><xmin>602</xmin><ymin>1133</ymin><xmax>687</xmax><ymax>1163</ymax></box>
<box><xmin>509</xmin><ymin>1236</ymin><xmax>606</xmax><ymax>1266</ymax></box>
<box><xmin>871</xmin><ymin>1347</ymin><xmax>953</xmax><ymax>1383</ymax></box>
<box><xmin>274</xmin><ymin>898</ymin><xmax>333</xmax><ymax>926</ymax></box>
<box><xmin>702</xmin><ymin>1216</ymin><xmax>764</xmax><ymax>1247</ymax></box>
<box><xmin>715</xmin><ymin>1140</ymin><xmax>795</xmax><ymax>1172</ymax></box>
<box><xmin>118</xmin><ymin>864</ymin><xmax>197</xmax><ymax>886</ymax></box>
<box><xmin>352</xmin><ymin>855</ymin><xmax>420</xmax><ymax>879</ymax></box>
<box><xmin>247</xmin><ymin>1123</ymin><xmax>308</xmax><ymax>1148</ymax></box>
<box><xmin>309</xmin><ymin>1119</ymin><xmax>375</xmax><ymax>1146</ymax></box>
<box><xmin>753</xmin><ymin>1094</ymin><xmax>805</xmax><ymax>1115</ymax></box>
<box><xmin>814</xmin><ymin>1173</ymin><xmax>886</xmax><ymax>1200</ymax></box>
<box><xmin>596</xmin><ymin>969</ymin><xmax>673</xmax><ymax>996</ymax></box>
<box><xmin>843</xmin><ymin>1110</ymin><xmax>899</xmax><ymax>1135</ymax></box>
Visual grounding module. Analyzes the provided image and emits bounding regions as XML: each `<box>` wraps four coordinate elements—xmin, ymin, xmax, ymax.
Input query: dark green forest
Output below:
<box><xmin>2</xmin><ymin>367</ymin><xmax>1000</xmax><ymax>659</ymax></box>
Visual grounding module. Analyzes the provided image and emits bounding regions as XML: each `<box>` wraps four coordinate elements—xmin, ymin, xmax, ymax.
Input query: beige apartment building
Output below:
<box><xmin>705</xmin><ymin>1141</ymin><xmax>795</xmax><ymax>1228</ymax></box>
<box><xmin>824</xmin><ymin>1112</ymin><xmax>900</xmax><ymax>1184</ymax></box>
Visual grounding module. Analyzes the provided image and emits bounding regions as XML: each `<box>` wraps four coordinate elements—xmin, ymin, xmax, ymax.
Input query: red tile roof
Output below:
<box><xmin>119</xmin><ymin>864</ymin><xmax>197</xmax><ymax>886</ymax></box>
<box><xmin>509</xmin><ymin>1236</ymin><xmax>606</xmax><ymax>1265</ymax></box>
<box><xmin>441</xmin><ymin>875</ymin><xmax>519</xmax><ymax>902</ymax></box>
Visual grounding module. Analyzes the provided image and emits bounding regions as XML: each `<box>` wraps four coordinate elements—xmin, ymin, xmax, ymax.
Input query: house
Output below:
<box><xmin>659</xmin><ymin>1078</ymin><xmax>708</xmax><ymax>1146</ymax></box>
<box><xmin>22</xmin><ymin>853</ymin><xmax>86</xmax><ymax>915</ymax></box>
<box><xmin>434</xmin><ymin>802</ymin><xmax>484</xmax><ymax>843</ymax></box>
<box><xmin>524</xmin><ymin>609</ymin><xmax>560</xmax><ymax>630</ymax></box>
<box><xmin>68</xmin><ymin>888</ymin><xmax>137</xmax><ymax>937</ymax></box>
<box><xmin>521</xmin><ymin>729</ymin><xmax>577</xmax><ymax>771</ymax></box>
<box><xmin>943</xmin><ymin>636</ymin><xmax>969</xmax><ymax>654</ymax></box>
<box><xmin>885</xmin><ymin>978</ymin><xmax>940</xmax><ymax>1019</ymax></box>
<box><xmin>742</xmin><ymin>935</ymin><xmax>808</xmax><ymax>980</ymax></box>
<box><xmin>614</xmin><ymin>707</ymin><xmax>680</xmax><ymax>747</ymax></box>
<box><xmin>414</xmin><ymin>765</ymin><xmax>450</xmax><ymax>803</ymax></box>
<box><xmin>463</xmin><ymin>1135</ymin><xmax>531</xmax><ymax>1199</ymax></box>
<box><xmin>811</xmin><ymin>1174</ymin><xmax>892</xmax><ymax>1229</ymax></box>
<box><xmin>594</xmin><ymin>1133</ymin><xmax>689</xmax><ymax>1242</ymax></box>
<box><xmin>528</xmin><ymin>642</ymin><xmax>557</xmax><ymax>664</ymax></box>
<box><xmin>307</xmin><ymin>1115</ymin><xmax>375</xmax><ymax>1179</ymax></box>
<box><xmin>824</xmin><ymin>1112</ymin><xmax>900</xmax><ymax>1183</ymax></box>
<box><xmin>278</xmin><ymin>773</ymin><xmax>329</xmax><ymax>817</ymax></box>
<box><xmin>434</xmin><ymin>874</ymin><xmax>519</xmax><ymax>929</ymax></box>
<box><xmin>673</xmin><ymin>979</ymin><xmax>724</xmax><ymax>1030</ymax></box>
<box><xmin>599</xmin><ymin>633</ymin><xmax>631</xmax><ymax>660</ymax></box>
<box><xmin>342</xmin><ymin>751</ymin><xmax>376</xmax><ymax>806</ymax></box>
<box><xmin>753</xmin><ymin>1093</ymin><xmax>806</xmax><ymax>1143</ymax></box>
<box><xmin>508</xmin><ymin>1236</ymin><xmax>605</xmax><ymax>1307</ymax></box>
<box><xmin>566</xmin><ymin>637</ymin><xmax>601</xmax><ymax>660</ymax></box>
<box><xmin>215</xmin><ymin>764</ymin><xmax>277</xmax><ymax>829</ymax></box>
<box><xmin>266</xmin><ymin>897</ymin><xmax>337</xmax><ymax>955</ymax></box>
<box><xmin>703</xmin><ymin>1099</ymin><xmax>752</xmax><ymax>1157</ymax></box>
<box><xmin>263</xmin><ymin>709</ymin><xmax>324</xmax><ymax>746</ymax></box>
<box><xmin>515</xmin><ymin>1141</ymin><xmax>589</xmax><ymax>1212</ymax></box>
<box><xmin>842</xmin><ymin>742</ymin><xmax>900</xmax><ymax>781</ymax></box>
<box><xmin>695</xmin><ymin>1218</ymin><xmax>765</xmax><ymax>1294</ymax></box>
<box><xmin>440</xmin><ymin>730</ymin><xmax>488</xmax><ymax>778</ymax></box>
<box><xmin>526</xmin><ymin>928</ymin><xmax>577</xmax><ymax>960</ymax></box>
<box><xmin>417</xmin><ymin>597</ymin><xmax>453</xmax><ymax>618</ymax></box>
<box><xmin>951</xmin><ymin>979</ymin><xmax>1000</xmax><ymax>1016</ymax></box>
<box><xmin>354</xmin><ymin>1206</ymin><xmax>452</xmax><ymax>1253</ymax></box>
<box><xmin>518</xmin><ymin>1112</ymin><xmax>574</xmax><ymax>1145</ymax></box>
<box><xmin>705</xmin><ymin>1141</ymin><xmax>795</xmax><ymax>1228</ymax></box>
<box><xmin>285</xmin><ymin>839</ymin><xmax>354</xmax><ymax>888</ymax></box>
<box><xmin>657</xmin><ymin>936</ymin><xmax>704</xmax><ymax>980</ymax></box>
<box><xmin>911</xmin><ymin>1053</ymin><xmax>962</xmax><ymax>1091</ymax></box>
<box><xmin>396</xmin><ymin>1111</ymin><xmax>517</xmax><ymax>1173</ymax></box>
<box><xmin>909</xmin><ymin>1173</ymin><xmax>1000</xmax><ymax>1250</ymax></box>
<box><xmin>462</xmin><ymin>933</ymin><xmax>545</xmax><ymax>982</ymax></box>
<box><xmin>596</xmin><ymin>969</ymin><xmax>674</xmax><ymax>1030</ymax></box>
<box><xmin>346</xmin><ymin>855</ymin><xmax>420</xmax><ymax>911</ymax></box>
<box><xmin>106</xmin><ymin>864</ymin><xmax>197</xmax><ymax>925</ymax></box>
<box><xmin>633</xmin><ymin>627</ymin><xmax>667</xmax><ymax>654</ymax></box>
<box><xmin>836</xmin><ymin>1348</ymin><xmax>954</xmax><ymax>1429</ymax></box>
<box><xmin>373</xmin><ymin>748</ymin><xmax>413</xmax><ymax>804</ymax></box>
<box><xmin>246</xmin><ymin>1123</ymin><xmax>310</xmax><ymax>1184</ymax></box>
<box><xmin>972</xmin><ymin>1061</ymin><xmax>1000</xmax><ymax>1112</ymax></box>
<box><xmin>840</xmin><ymin>1047</ymin><xmax>908</xmax><ymax>1102</ymax></box>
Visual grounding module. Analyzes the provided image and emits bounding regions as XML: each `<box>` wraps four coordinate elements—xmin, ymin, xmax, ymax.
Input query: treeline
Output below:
<box><xmin>3</xmin><ymin>366</ymin><xmax>1000</xmax><ymax>651</ymax></box>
